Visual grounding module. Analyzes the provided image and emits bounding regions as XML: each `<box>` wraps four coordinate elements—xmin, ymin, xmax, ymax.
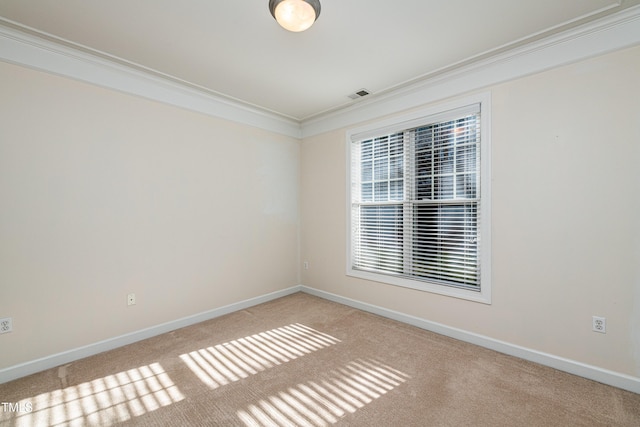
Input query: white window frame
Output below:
<box><xmin>346</xmin><ymin>93</ymin><xmax>492</xmax><ymax>304</ymax></box>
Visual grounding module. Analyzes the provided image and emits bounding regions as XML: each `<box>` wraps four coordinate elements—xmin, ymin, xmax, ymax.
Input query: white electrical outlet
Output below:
<box><xmin>592</xmin><ymin>316</ymin><xmax>606</xmax><ymax>334</ymax></box>
<box><xmin>304</xmin><ymin>261</ymin><xmax>309</xmax><ymax>270</ymax></box>
<box><xmin>0</xmin><ymin>317</ymin><xmax>13</xmax><ymax>334</ymax></box>
<box><xmin>127</xmin><ymin>293</ymin><xmax>136</xmax><ymax>306</ymax></box>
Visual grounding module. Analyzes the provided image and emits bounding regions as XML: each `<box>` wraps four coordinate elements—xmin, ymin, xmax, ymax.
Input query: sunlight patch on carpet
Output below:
<box><xmin>5</xmin><ymin>362</ymin><xmax>184</xmax><ymax>426</ymax></box>
<box><xmin>180</xmin><ymin>323</ymin><xmax>341</xmax><ymax>389</ymax></box>
<box><xmin>236</xmin><ymin>358</ymin><xmax>410</xmax><ymax>426</ymax></box>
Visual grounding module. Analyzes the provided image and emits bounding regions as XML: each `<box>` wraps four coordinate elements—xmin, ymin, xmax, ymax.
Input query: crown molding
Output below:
<box><xmin>301</xmin><ymin>4</ymin><xmax>640</xmax><ymax>138</ymax></box>
<box><xmin>1</xmin><ymin>5</ymin><xmax>639</xmax><ymax>141</ymax></box>
<box><xmin>0</xmin><ymin>22</ymin><xmax>302</xmax><ymax>139</ymax></box>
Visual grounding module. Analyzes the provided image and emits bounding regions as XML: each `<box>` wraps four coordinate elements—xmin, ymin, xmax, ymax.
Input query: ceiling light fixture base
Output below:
<box><xmin>269</xmin><ymin>0</ymin><xmax>321</xmax><ymax>32</ymax></box>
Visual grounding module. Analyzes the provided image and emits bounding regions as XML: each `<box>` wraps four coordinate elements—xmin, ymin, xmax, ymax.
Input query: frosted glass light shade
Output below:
<box><xmin>269</xmin><ymin>0</ymin><xmax>321</xmax><ymax>32</ymax></box>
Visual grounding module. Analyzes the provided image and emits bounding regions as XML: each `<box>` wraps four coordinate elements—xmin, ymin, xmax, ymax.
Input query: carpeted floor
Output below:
<box><xmin>1</xmin><ymin>292</ymin><xmax>639</xmax><ymax>426</ymax></box>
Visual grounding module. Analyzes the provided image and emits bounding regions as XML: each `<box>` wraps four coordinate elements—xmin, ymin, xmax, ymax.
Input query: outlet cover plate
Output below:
<box><xmin>0</xmin><ymin>317</ymin><xmax>12</xmax><ymax>334</ymax></box>
<box><xmin>592</xmin><ymin>316</ymin><xmax>606</xmax><ymax>333</ymax></box>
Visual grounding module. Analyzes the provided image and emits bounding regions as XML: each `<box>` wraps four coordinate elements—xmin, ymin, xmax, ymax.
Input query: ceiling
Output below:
<box><xmin>0</xmin><ymin>0</ymin><xmax>638</xmax><ymax>122</ymax></box>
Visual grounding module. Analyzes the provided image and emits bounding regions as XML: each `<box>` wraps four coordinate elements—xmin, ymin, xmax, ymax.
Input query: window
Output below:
<box><xmin>347</xmin><ymin>96</ymin><xmax>491</xmax><ymax>303</ymax></box>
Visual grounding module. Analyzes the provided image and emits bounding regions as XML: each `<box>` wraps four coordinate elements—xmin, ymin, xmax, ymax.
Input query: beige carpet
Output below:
<box><xmin>1</xmin><ymin>292</ymin><xmax>639</xmax><ymax>426</ymax></box>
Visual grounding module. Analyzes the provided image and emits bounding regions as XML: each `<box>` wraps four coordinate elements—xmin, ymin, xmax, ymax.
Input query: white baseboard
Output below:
<box><xmin>3</xmin><ymin>284</ymin><xmax>638</xmax><ymax>395</ymax></box>
<box><xmin>299</xmin><ymin>286</ymin><xmax>640</xmax><ymax>395</ymax></box>
<box><xmin>0</xmin><ymin>286</ymin><xmax>302</xmax><ymax>384</ymax></box>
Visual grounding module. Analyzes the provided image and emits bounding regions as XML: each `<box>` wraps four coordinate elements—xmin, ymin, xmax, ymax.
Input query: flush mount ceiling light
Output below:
<box><xmin>269</xmin><ymin>0</ymin><xmax>321</xmax><ymax>32</ymax></box>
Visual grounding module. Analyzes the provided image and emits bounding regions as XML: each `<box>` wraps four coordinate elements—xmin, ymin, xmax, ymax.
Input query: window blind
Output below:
<box><xmin>351</xmin><ymin>105</ymin><xmax>481</xmax><ymax>290</ymax></box>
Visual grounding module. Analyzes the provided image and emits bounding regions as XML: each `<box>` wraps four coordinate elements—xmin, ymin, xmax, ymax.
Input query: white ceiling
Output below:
<box><xmin>0</xmin><ymin>0</ymin><xmax>638</xmax><ymax>122</ymax></box>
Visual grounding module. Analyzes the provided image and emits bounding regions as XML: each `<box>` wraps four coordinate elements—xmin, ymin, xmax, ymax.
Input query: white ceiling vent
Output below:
<box><xmin>348</xmin><ymin>89</ymin><xmax>370</xmax><ymax>100</ymax></box>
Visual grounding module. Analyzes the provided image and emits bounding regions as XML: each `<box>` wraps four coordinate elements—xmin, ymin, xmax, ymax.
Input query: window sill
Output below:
<box><xmin>347</xmin><ymin>268</ymin><xmax>491</xmax><ymax>304</ymax></box>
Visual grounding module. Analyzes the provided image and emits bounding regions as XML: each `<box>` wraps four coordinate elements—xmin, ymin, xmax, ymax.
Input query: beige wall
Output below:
<box><xmin>1</xmin><ymin>44</ymin><xmax>639</xmax><ymax>380</ymax></box>
<box><xmin>301</xmin><ymin>45</ymin><xmax>640</xmax><ymax>377</ymax></box>
<box><xmin>0</xmin><ymin>62</ymin><xmax>300</xmax><ymax>369</ymax></box>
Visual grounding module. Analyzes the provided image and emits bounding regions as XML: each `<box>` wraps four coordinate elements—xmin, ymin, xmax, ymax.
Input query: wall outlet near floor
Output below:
<box><xmin>127</xmin><ymin>293</ymin><xmax>136</xmax><ymax>306</ymax></box>
<box><xmin>0</xmin><ymin>317</ymin><xmax>12</xmax><ymax>334</ymax></box>
<box><xmin>592</xmin><ymin>316</ymin><xmax>606</xmax><ymax>333</ymax></box>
